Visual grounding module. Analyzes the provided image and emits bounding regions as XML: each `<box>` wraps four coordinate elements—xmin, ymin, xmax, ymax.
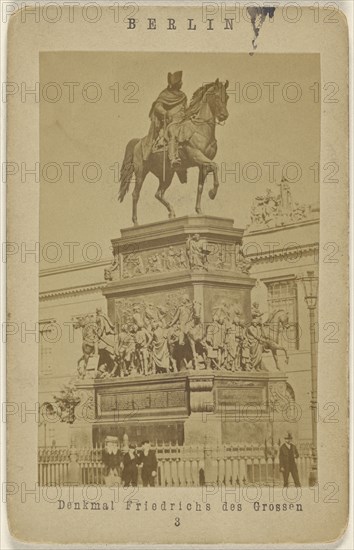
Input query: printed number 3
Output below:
<box><xmin>175</xmin><ymin>517</ymin><xmax>181</xmax><ymax>527</ymax></box>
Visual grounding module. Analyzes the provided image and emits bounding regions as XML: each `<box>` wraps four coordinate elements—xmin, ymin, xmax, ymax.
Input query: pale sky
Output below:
<box><xmin>40</xmin><ymin>52</ymin><xmax>320</xmax><ymax>267</ymax></box>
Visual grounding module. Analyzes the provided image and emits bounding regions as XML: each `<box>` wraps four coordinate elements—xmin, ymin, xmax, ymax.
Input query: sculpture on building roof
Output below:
<box><xmin>247</xmin><ymin>178</ymin><xmax>319</xmax><ymax>232</ymax></box>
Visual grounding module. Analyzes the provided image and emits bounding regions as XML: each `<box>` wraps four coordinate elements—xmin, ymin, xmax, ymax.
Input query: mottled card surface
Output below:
<box><xmin>6</xmin><ymin>1</ymin><xmax>349</xmax><ymax>545</ymax></box>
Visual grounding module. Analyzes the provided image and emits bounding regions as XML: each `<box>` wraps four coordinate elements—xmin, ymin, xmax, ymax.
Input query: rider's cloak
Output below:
<box><xmin>142</xmin><ymin>87</ymin><xmax>187</xmax><ymax>161</ymax></box>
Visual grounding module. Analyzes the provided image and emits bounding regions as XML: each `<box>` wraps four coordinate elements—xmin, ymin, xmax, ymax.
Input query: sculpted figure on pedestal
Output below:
<box><xmin>205</xmin><ymin>304</ymin><xmax>228</xmax><ymax>370</ymax></box>
<box><xmin>186</xmin><ymin>234</ymin><xmax>209</xmax><ymax>271</ymax></box>
<box><xmin>244</xmin><ymin>305</ymin><xmax>290</xmax><ymax>372</ymax></box>
<box><xmin>261</xmin><ymin>309</ymin><xmax>291</xmax><ymax>371</ymax></box>
<box><xmin>224</xmin><ymin>306</ymin><xmax>244</xmax><ymax>371</ymax></box>
<box><xmin>245</xmin><ymin>317</ymin><xmax>265</xmax><ymax>372</ymax></box>
<box><xmin>123</xmin><ymin>253</ymin><xmax>146</xmax><ymax>278</ymax></box>
<box><xmin>104</xmin><ymin>253</ymin><xmax>120</xmax><ymax>281</ymax></box>
<box><xmin>167</xmin><ymin>294</ymin><xmax>193</xmax><ymax>344</ymax></box>
<box><xmin>95</xmin><ymin>308</ymin><xmax>117</xmax><ymax>372</ymax></box>
<box><xmin>166</xmin><ymin>246</ymin><xmax>178</xmax><ymax>270</ymax></box>
<box><xmin>167</xmin><ymin>297</ymin><xmax>206</xmax><ymax>370</ymax></box>
<box><xmin>135</xmin><ymin>324</ymin><xmax>153</xmax><ymax>376</ymax></box>
<box><xmin>235</xmin><ymin>244</ymin><xmax>252</xmax><ymax>274</ymax></box>
<box><xmin>115</xmin><ymin>324</ymin><xmax>133</xmax><ymax>377</ymax></box>
<box><xmin>151</xmin><ymin>320</ymin><xmax>172</xmax><ymax>374</ymax></box>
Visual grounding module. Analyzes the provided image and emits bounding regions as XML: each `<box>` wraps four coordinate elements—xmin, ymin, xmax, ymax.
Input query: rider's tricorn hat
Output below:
<box><xmin>168</xmin><ymin>71</ymin><xmax>183</xmax><ymax>86</ymax></box>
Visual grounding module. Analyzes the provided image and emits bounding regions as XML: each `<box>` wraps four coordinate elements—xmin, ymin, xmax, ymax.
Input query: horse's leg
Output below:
<box><xmin>187</xmin><ymin>334</ymin><xmax>198</xmax><ymax>369</ymax></box>
<box><xmin>272</xmin><ymin>350</ymin><xmax>280</xmax><ymax>371</ymax></box>
<box><xmin>132</xmin><ymin>168</ymin><xmax>147</xmax><ymax>226</ymax></box>
<box><xmin>272</xmin><ymin>342</ymin><xmax>289</xmax><ymax>367</ymax></box>
<box><xmin>196</xmin><ymin>166</ymin><xmax>207</xmax><ymax>214</ymax></box>
<box><xmin>132</xmin><ymin>177</ymin><xmax>141</xmax><ymax>226</ymax></box>
<box><xmin>131</xmin><ymin>144</ymin><xmax>147</xmax><ymax>225</ymax></box>
<box><xmin>170</xmin><ymin>356</ymin><xmax>177</xmax><ymax>372</ymax></box>
<box><xmin>155</xmin><ymin>174</ymin><xmax>175</xmax><ymax>219</ymax></box>
<box><xmin>184</xmin><ymin>146</ymin><xmax>219</xmax><ymax>213</ymax></box>
<box><xmin>281</xmin><ymin>346</ymin><xmax>289</xmax><ymax>364</ymax></box>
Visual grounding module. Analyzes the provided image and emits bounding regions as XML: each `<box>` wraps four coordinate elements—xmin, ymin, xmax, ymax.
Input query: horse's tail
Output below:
<box><xmin>118</xmin><ymin>138</ymin><xmax>139</xmax><ymax>202</ymax></box>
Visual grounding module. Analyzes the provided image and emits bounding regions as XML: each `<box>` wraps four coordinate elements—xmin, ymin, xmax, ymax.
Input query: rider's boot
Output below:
<box><xmin>168</xmin><ymin>137</ymin><xmax>181</xmax><ymax>168</ymax></box>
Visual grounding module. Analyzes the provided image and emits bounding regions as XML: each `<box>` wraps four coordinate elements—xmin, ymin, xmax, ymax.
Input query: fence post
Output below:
<box><xmin>204</xmin><ymin>440</ymin><xmax>218</xmax><ymax>484</ymax></box>
<box><xmin>66</xmin><ymin>437</ymin><xmax>81</xmax><ymax>484</ymax></box>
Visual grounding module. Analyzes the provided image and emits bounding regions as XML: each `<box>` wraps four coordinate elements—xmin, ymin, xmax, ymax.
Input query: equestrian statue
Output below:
<box><xmin>118</xmin><ymin>71</ymin><xmax>229</xmax><ymax>225</ymax></box>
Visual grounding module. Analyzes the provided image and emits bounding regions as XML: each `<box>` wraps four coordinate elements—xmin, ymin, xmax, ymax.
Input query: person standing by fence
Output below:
<box><xmin>138</xmin><ymin>441</ymin><xmax>157</xmax><ymax>487</ymax></box>
<box><xmin>102</xmin><ymin>436</ymin><xmax>121</xmax><ymax>486</ymax></box>
<box><xmin>279</xmin><ymin>432</ymin><xmax>301</xmax><ymax>488</ymax></box>
<box><xmin>122</xmin><ymin>444</ymin><xmax>139</xmax><ymax>487</ymax></box>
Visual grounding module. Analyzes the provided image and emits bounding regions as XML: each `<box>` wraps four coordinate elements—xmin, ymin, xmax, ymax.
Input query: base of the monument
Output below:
<box><xmin>74</xmin><ymin>370</ymin><xmax>295</xmax><ymax>447</ymax></box>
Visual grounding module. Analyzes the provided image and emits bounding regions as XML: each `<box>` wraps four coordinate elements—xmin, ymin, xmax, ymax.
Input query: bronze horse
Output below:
<box><xmin>118</xmin><ymin>79</ymin><xmax>229</xmax><ymax>225</ymax></box>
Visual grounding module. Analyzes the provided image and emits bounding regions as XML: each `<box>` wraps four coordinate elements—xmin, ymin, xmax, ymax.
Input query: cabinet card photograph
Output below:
<box><xmin>5</xmin><ymin>2</ymin><xmax>349</xmax><ymax>546</ymax></box>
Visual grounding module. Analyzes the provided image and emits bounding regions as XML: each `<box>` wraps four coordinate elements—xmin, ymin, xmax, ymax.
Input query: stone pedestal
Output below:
<box><xmin>103</xmin><ymin>215</ymin><xmax>254</xmax><ymax>329</ymax></box>
<box><xmin>74</xmin><ymin>370</ymin><xmax>293</xmax><ymax>447</ymax></box>
<box><xmin>74</xmin><ymin>216</ymin><xmax>294</xmax><ymax>447</ymax></box>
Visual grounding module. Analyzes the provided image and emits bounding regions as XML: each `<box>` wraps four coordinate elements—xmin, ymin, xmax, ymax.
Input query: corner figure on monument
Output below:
<box><xmin>186</xmin><ymin>234</ymin><xmax>209</xmax><ymax>271</ymax></box>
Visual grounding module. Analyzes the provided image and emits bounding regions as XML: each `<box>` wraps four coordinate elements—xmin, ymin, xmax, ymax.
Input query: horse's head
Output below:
<box><xmin>185</xmin><ymin>79</ymin><xmax>229</xmax><ymax>123</ymax></box>
<box><xmin>210</xmin><ymin>78</ymin><xmax>229</xmax><ymax>123</ymax></box>
<box><xmin>265</xmin><ymin>309</ymin><xmax>291</xmax><ymax>330</ymax></box>
<box><xmin>278</xmin><ymin>310</ymin><xmax>290</xmax><ymax>329</ymax></box>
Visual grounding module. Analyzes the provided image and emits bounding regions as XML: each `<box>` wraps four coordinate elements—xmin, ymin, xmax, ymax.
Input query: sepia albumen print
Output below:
<box><xmin>39</xmin><ymin>51</ymin><xmax>320</xmax><ymax>490</ymax></box>
<box><xmin>6</xmin><ymin>3</ymin><xmax>348</xmax><ymax>545</ymax></box>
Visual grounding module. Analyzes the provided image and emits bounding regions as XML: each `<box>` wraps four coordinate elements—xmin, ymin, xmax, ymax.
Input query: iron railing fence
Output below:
<box><xmin>38</xmin><ymin>441</ymin><xmax>312</xmax><ymax>487</ymax></box>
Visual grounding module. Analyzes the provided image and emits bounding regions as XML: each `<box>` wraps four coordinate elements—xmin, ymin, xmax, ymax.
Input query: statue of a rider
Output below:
<box><xmin>143</xmin><ymin>71</ymin><xmax>187</xmax><ymax>167</ymax></box>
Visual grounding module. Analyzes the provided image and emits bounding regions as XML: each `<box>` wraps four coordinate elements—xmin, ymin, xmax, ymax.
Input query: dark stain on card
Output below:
<box><xmin>248</xmin><ymin>7</ymin><xmax>276</xmax><ymax>54</ymax></box>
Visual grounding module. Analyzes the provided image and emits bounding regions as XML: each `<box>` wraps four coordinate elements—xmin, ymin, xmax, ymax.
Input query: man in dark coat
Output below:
<box><xmin>279</xmin><ymin>432</ymin><xmax>301</xmax><ymax>488</ymax></box>
<box><xmin>143</xmin><ymin>71</ymin><xmax>187</xmax><ymax>166</ymax></box>
<box><xmin>121</xmin><ymin>444</ymin><xmax>138</xmax><ymax>487</ymax></box>
<box><xmin>138</xmin><ymin>440</ymin><xmax>158</xmax><ymax>487</ymax></box>
<box><xmin>102</xmin><ymin>436</ymin><xmax>121</xmax><ymax>484</ymax></box>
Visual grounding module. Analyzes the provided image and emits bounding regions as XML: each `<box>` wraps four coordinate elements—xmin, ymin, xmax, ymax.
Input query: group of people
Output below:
<box><xmin>101</xmin><ymin>432</ymin><xmax>301</xmax><ymax>488</ymax></box>
<box><xmin>102</xmin><ymin>437</ymin><xmax>158</xmax><ymax>487</ymax></box>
